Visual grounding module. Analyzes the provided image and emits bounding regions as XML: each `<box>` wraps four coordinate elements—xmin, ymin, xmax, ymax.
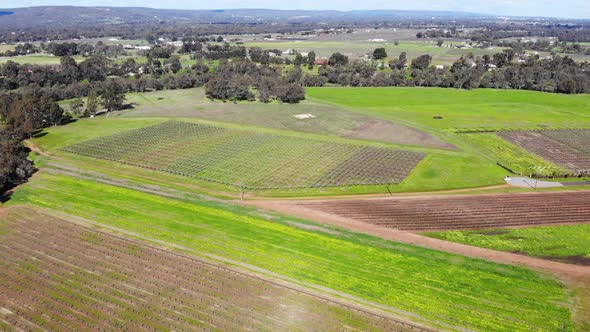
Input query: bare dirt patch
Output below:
<box><xmin>345</xmin><ymin>119</ymin><xmax>455</xmax><ymax>150</ymax></box>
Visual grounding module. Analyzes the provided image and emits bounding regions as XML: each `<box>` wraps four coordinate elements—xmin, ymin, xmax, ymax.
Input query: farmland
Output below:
<box><xmin>3</xmin><ymin>6</ymin><xmax>590</xmax><ymax>332</ymax></box>
<box><xmin>307</xmin><ymin>87</ymin><xmax>590</xmax><ymax>182</ymax></box>
<box><xmin>6</xmin><ymin>172</ymin><xmax>576</xmax><ymax>331</ymax></box>
<box><xmin>238</xmin><ymin>39</ymin><xmax>497</xmax><ymax>65</ymax></box>
<box><xmin>61</xmin><ymin>121</ymin><xmax>424</xmax><ymax>189</ymax></box>
<box><xmin>0</xmin><ymin>206</ymin><xmax>418</xmax><ymax>331</ymax></box>
<box><xmin>425</xmin><ymin>224</ymin><xmax>590</xmax><ymax>265</ymax></box>
<box><xmin>457</xmin><ymin>129</ymin><xmax>590</xmax><ymax>177</ymax></box>
<box><xmin>457</xmin><ymin>132</ymin><xmax>568</xmax><ymax>176</ymax></box>
<box><xmin>306</xmin><ymin>87</ymin><xmax>590</xmax><ymax>130</ymax></box>
<box><xmin>498</xmin><ymin>130</ymin><xmax>590</xmax><ymax>176</ymax></box>
<box><xmin>291</xmin><ymin>191</ymin><xmax>590</xmax><ymax>231</ymax></box>
<box><xmin>116</xmin><ymin>88</ymin><xmax>453</xmax><ymax>149</ymax></box>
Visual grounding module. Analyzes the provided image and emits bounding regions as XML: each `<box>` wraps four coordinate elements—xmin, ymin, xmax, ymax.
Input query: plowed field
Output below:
<box><xmin>294</xmin><ymin>191</ymin><xmax>590</xmax><ymax>231</ymax></box>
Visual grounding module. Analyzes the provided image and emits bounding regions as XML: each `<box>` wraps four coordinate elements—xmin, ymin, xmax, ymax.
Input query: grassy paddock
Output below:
<box><xmin>425</xmin><ymin>224</ymin><xmax>590</xmax><ymax>264</ymax></box>
<box><xmin>307</xmin><ymin>87</ymin><xmax>590</xmax><ymax>130</ymax></box>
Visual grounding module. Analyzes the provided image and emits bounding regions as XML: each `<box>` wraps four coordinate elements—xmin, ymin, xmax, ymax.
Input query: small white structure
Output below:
<box><xmin>294</xmin><ymin>113</ymin><xmax>316</xmax><ymax>120</ymax></box>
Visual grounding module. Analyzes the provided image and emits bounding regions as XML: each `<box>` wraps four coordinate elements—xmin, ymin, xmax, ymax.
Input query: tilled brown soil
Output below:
<box><xmin>290</xmin><ymin>190</ymin><xmax>590</xmax><ymax>231</ymax></box>
<box><xmin>0</xmin><ymin>206</ymin><xmax>427</xmax><ymax>332</ymax></box>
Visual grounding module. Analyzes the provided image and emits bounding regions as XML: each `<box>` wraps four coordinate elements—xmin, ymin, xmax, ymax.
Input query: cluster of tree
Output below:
<box><xmin>0</xmin><ymin>42</ymin><xmax>39</xmax><ymax>57</ymax></box>
<box><xmin>308</xmin><ymin>50</ymin><xmax>590</xmax><ymax>94</ymax></box>
<box><xmin>205</xmin><ymin>59</ymin><xmax>304</xmax><ymax>103</ymax></box>
<box><xmin>0</xmin><ymin>92</ymin><xmax>69</xmax><ymax>194</ymax></box>
<box><xmin>496</xmin><ymin>39</ymin><xmax>590</xmax><ymax>55</ymax></box>
<box><xmin>246</xmin><ymin>47</ymin><xmax>316</xmax><ymax>68</ymax></box>
<box><xmin>465</xmin><ymin>25</ymin><xmax>590</xmax><ymax>43</ymax></box>
<box><xmin>0</xmin><ymin>130</ymin><xmax>34</xmax><ymax>195</ymax></box>
<box><xmin>0</xmin><ymin>53</ymin><xmax>203</xmax><ymax>94</ymax></box>
<box><xmin>138</xmin><ymin>45</ymin><xmax>175</xmax><ymax>59</ymax></box>
<box><xmin>416</xmin><ymin>28</ymin><xmax>457</xmax><ymax>39</ymax></box>
<box><xmin>178</xmin><ymin>40</ymin><xmax>203</xmax><ymax>54</ymax></box>
<box><xmin>44</xmin><ymin>41</ymin><xmax>127</xmax><ymax>57</ymax></box>
<box><xmin>204</xmin><ymin>43</ymin><xmax>247</xmax><ymax>59</ymax></box>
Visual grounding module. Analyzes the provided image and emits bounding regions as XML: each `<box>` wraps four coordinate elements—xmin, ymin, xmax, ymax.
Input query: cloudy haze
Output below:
<box><xmin>1</xmin><ymin>0</ymin><xmax>589</xmax><ymax>19</ymax></box>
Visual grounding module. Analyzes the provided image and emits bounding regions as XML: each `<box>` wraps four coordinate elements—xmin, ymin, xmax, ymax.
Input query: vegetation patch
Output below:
<box><xmin>425</xmin><ymin>223</ymin><xmax>590</xmax><ymax>264</ymax></box>
<box><xmin>60</xmin><ymin>121</ymin><xmax>424</xmax><ymax>190</ymax></box>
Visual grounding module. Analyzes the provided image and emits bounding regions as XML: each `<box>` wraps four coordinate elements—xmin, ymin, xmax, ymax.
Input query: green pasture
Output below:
<box><xmin>8</xmin><ymin>172</ymin><xmax>575</xmax><ymax>331</ymax></box>
<box><xmin>307</xmin><ymin>87</ymin><xmax>590</xmax><ymax>130</ymax></box>
<box><xmin>425</xmin><ymin>224</ymin><xmax>590</xmax><ymax>264</ymax></box>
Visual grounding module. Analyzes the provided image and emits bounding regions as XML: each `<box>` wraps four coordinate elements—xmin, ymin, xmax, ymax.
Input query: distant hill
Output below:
<box><xmin>0</xmin><ymin>6</ymin><xmax>489</xmax><ymax>28</ymax></box>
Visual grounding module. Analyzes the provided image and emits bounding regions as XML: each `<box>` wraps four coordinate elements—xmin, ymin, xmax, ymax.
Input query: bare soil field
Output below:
<box><xmin>285</xmin><ymin>190</ymin><xmax>590</xmax><ymax>231</ymax></box>
<box><xmin>0</xmin><ymin>206</ymin><xmax>426</xmax><ymax>332</ymax></box>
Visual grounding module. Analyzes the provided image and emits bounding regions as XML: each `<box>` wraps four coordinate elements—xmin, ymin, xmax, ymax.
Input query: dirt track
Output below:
<box><xmin>247</xmin><ymin>198</ymin><xmax>590</xmax><ymax>280</ymax></box>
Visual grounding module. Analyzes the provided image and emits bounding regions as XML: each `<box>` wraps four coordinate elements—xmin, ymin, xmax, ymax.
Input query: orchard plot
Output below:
<box><xmin>62</xmin><ymin>121</ymin><xmax>424</xmax><ymax>189</ymax></box>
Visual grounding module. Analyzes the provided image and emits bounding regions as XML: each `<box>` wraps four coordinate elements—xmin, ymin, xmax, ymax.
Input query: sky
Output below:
<box><xmin>2</xmin><ymin>0</ymin><xmax>589</xmax><ymax>19</ymax></box>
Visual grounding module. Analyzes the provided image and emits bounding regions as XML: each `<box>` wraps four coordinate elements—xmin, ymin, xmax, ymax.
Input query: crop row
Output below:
<box><xmin>0</xmin><ymin>208</ymin><xmax>422</xmax><ymax>332</ymax></box>
<box><xmin>61</xmin><ymin>121</ymin><xmax>424</xmax><ymax>189</ymax></box>
<box><xmin>458</xmin><ymin>132</ymin><xmax>567</xmax><ymax>177</ymax></box>
<box><xmin>295</xmin><ymin>190</ymin><xmax>590</xmax><ymax>231</ymax></box>
<box><xmin>499</xmin><ymin>130</ymin><xmax>590</xmax><ymax>176</ymax></box>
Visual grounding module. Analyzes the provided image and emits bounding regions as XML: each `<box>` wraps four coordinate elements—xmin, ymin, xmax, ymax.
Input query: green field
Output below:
<box><xmin>307</xmin><ymin>87</ymin><xmax>590</xmax><ymax>130</ymax></box>
<box><xmin>7</xmin><ymin>172</ymin><xmax>575</xmax><ymax>331</ymax></box>
<box><xmin>48</xmin><ymin>87</ymin><xmax>590</xmax><ymax>195</ymax></box>
<box><xmin>425</xmin><ymin>224</ymin><xmax>590</xmax><ymax>264</ymax></box>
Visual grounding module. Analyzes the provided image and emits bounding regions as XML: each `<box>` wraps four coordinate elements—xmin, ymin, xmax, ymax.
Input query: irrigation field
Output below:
<box><xmin>459</xmin><ymin>129</ymin><xmax>590</xmax><ymax>177</ymax></box>
<box><xmin>293</xmin><ymin>190</ymin><xmax>590</xmax><ymax>231</ymax></box>
<box><xmin>0</xmin><ymin>207</ymin><xmax>420</xmax><ymax>331</ymax></box>
<box><xmin>61</xmin><ymin>121</ymin><xmax>424</xmax><ymax>189</ymax></box>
